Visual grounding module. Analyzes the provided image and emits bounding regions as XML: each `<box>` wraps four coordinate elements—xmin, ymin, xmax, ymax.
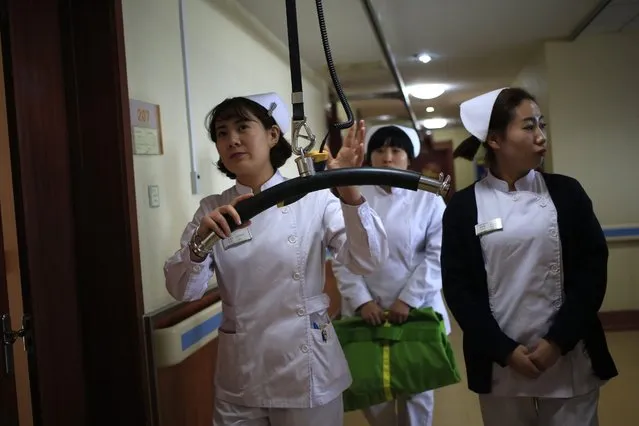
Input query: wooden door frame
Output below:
<box><xmin>0</xmin><ymin>206</ymin><xmax>19</xmax><ymax>426</ymax></box>
<box><xmin>1</xmin><ymin>1</ymin><xmax>148</xmax><ymax>425</ymax></box>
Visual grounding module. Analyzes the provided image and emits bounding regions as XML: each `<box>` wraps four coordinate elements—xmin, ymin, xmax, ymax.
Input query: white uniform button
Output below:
<box><xmin>512</xmin><ymin>194</ymin><xmax>520</xmax><ymax>201</ymax></box>
<box><xmin>288</xmin><ymin>235</ymin><xmax>297</xmax><ymax>244</ymax></box>
<box><xmin>550</xmin><ymin>229</ymin><xmax>558</xmax><ymax>238</ymax></box>
<box><xmin>540</xmin><ymin>198</ymin><xmax>548</xmax><ymax>207</ymax></box>
<box><xmin>192</xmin><ymin>265</ymin><xmax>202</xmax><ymax>272</ymax></box>
<box><xmin>550</xmin><ymin>264</ymin><xmax>559</xmax><ymax>274</ymax></box>
<box><xmin>293</xmin><ymin>272</ymin><xmax>301</xmax><ymax>280</ymax></box>
<box><xmin>300</xmin><ymin>344</ymin><xmax>309</xmax><ymax>353</ymax></box>
<box><xmin>281</xmin><ymin>207</ymin><xmax>289</xmax><ymax>214</ymax></box>
<box><xmin>297</xmin><ymin>308</ymin><xmax>305</xmax><ymax>316</ymax></box>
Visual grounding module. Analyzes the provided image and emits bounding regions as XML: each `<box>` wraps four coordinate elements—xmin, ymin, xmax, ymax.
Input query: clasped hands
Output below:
<box><xmin>507</xmin><ymin>339</ymin><xmax>562</xmax><ymax>379</ymax></box>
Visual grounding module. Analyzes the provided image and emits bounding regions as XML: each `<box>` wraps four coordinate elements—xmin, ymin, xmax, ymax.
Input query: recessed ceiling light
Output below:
<box><xmin>408</xmin><ymin>84</ymin><xmax>447</xmax><ymax>100</ymax></box>
<box><xmin>426</xmin><ymin>106</ymin><xmax>435</xmax><ymax>112</ymax></box>
<box><xmin>376</xmin><ymin>114</ymin><xmax>392</xmax><ymax>121</ymax></box>
<box><xmin>422</xmin><ymin>118</ymin><xmax>448</xmax><ymax>129</ymax></box>
<box><xmin>417</xmin><ymin>53</ymin><xmax>432</xmax><ymax>64</ymax></box>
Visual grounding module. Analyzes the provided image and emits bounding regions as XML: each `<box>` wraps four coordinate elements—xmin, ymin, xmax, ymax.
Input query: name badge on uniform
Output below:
<box><xmin>221</xmin><ymin>227</ymin><xmax>253</xmax><ymax>250</ymax></box>
<box><xmin>475</xmin><ymin>218</ymin><xmax>503</xmax><ymax>237</ymax></box>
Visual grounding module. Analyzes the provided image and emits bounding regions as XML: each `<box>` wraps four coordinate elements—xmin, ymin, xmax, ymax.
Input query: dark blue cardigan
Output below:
<box><xmin>441</xmin><ymin>172</ymin><xmax>618</xmax><ymax>394</ymax></box>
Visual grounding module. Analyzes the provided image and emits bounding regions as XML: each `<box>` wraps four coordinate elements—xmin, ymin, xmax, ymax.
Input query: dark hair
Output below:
<box><xmin>365</xmin><ymin>126</ymin><xmax>416</xmax><ymax>165</ymax></box>
<box><xmin>205</xmin><ymin>97</ymin><xmax>292</xmax><ymax>179</ymax></box>
<box><xmin>453</xmin><ymin>87</ymin><xmax>537</xmax><ymax>164</ymax></box>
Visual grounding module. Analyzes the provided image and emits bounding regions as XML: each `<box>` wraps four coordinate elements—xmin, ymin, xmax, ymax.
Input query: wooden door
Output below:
<box><xmin>1</xmin><ymin>0</ymin><xmax>149</xmax><ymax>424</ymax></box>
<box><xmin>0</xmin><ymin>28</ymin><xmax>32</xmax><ymax>426</ymax></box>
<box><xmin>0</xmin><ymin>207</ymin><xmax>20</xmax><ymax>426</ymax></box>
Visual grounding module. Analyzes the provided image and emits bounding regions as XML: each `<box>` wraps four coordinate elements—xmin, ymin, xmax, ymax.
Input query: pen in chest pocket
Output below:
<box><xmin>312</xmin><ymin>320</ymin><xmax>329</xmax><ymax>342</ymax></box>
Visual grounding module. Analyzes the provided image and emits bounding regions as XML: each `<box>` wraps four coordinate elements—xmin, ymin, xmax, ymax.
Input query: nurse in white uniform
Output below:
<box><xmin>441</xmin><ymin>87</ymin><xmax>617</xmax><ymax>426</ymax></box>
<box><xmin>332</xmin><ymin>124</ymin><xmax>450</xmax><ymax>426</ymax></box>
<box><xmin>164</xmin><ymin>92</ymin><xmax>389</xmax><ymax>426</ymax></box>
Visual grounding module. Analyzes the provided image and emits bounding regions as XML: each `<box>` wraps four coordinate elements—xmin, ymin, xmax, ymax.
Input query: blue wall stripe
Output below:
<box><xmin>181</xmin><ymin>312</ymin><xmax>223</xmax><ymax>352</ymax></box>
<box><xmin>603</xmin><ymin>227</ymin><xmax>639</xmax><ymax>239</ymax></box>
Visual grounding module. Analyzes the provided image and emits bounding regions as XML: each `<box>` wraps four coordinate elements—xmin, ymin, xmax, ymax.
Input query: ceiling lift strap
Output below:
<box><xmin>285</xmin><ymin>0</ymin><xmax>316</xmax><ymax>171</ymax></box>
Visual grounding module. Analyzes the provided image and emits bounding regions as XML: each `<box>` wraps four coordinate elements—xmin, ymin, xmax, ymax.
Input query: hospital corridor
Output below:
<box><xmin>1</xmin><ymin>0</ymin><xmax>638</xmax><ymax>425</ymax></box>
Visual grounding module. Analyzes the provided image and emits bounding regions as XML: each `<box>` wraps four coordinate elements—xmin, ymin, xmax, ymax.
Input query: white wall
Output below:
<box><xmin>122</xmin><ymin>0</ymin><xmax>328</xmax><ymax>313</ymax></box>
<box><xmin>431</xmin><ymin>127</ymin><xmax>476</xmax><ymax>191</ymax></box>
<box><xmin>545</xmin><ymin>33</ymin><xmax>639</xmax><ymax>225</ymax></box>
<box><xmin>512</xmin><ymin>46</ymin><xmax>553</xmax><ymax>172</ymax></box>
<box><xmin>544</xmin><ymin>32</ymin><xmax>639</xmax><ymax>311</ymax></box>
<box><xmin>513</xmin><ymin>32</ymin><xmax>639</xmax><ymax>311</ymax></box>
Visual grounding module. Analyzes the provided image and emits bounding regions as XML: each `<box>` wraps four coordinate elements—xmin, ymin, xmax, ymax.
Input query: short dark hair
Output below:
<box><xmin>364</xmin><ymin>126</ymin><xmax>415</xmax><ymax>165</ymax></box>
<box><xmin>453</xmin><ymin>87</ymin><xmax>537</xmax><ymax>164</ymax></box>
<box><xmin>205</xmin><ymin>97</ymin><xmax>292</xmax><ymax>179</ymax></box>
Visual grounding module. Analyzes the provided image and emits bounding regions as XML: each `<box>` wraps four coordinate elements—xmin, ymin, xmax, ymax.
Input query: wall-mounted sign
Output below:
<box><xmin>130</xmin><ymin>99</ymin><xmax>164</xmax><ymax>155</ymax></box>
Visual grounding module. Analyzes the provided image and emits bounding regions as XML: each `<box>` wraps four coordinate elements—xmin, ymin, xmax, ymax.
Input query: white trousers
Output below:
<box><xmin>362</xmin><ymin>390</ymin><xmax>434</xmax><ymax>426</ymax></box>
<box><xmin>213</xmin><ymin>395</ymin><xmax>343</xmax><ymax>426</ymax></box>
<box><xmin>478</xmin><ymin>388</ymin><xmax>599</xmax><ymax>426</ymax></box>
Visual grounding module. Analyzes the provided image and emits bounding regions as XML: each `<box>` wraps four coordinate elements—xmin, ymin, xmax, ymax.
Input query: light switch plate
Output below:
<box><xmin>148</xmin><ymin>185</ymin><xmax>160</xmax><ymax>208</ymax></box>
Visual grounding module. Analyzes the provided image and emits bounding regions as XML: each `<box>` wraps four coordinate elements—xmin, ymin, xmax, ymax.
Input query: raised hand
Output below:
<box><xmin>326</xmin><ymin>120</ymin><xmax>366</xmax><ymax>170</ymax></box>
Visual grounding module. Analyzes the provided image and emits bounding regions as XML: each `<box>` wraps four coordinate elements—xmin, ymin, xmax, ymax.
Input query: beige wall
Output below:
<box><xmin>122</xmin><ymin>0</ymin><xmax>328</xmax><ymax>312</ymax></box>
<box><xmin>432</xmin><ymin>127</ymin><xmax>476</xmax><ymax>191</ymax></box>
<box><xmin>545</xmin><ymin>32</ymin><xmax>639</xmax><ymax>311</ymax></box>
<box><xmin>514</xmin><ymin>32</ymin><xmax>639</xmax><ymax>311</ymax></box>
<box><xmin>512</xmin><ymin>46</ymin><xmax>553</xmax><ymax>172</ymax></box>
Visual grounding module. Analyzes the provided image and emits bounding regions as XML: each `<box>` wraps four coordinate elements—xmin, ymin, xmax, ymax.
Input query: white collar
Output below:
<box><xmin>486</xmin><ymin>169</ymin><xmax>536</xmax><ymax>193</ymax></box>
<box><xmin>234</xmin><ymin>170</ymin><xmax>286</xmax><ymax>195</ymax></box>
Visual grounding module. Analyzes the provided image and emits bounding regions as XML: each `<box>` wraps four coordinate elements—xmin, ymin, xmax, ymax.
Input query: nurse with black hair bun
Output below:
<box><xmin>442</xmin><ymin>87</ymin><xmax>618</xmax><ymax>426</ymax></box>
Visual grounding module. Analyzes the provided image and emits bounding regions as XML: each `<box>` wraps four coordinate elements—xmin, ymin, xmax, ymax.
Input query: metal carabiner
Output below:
<box><xmin>291</xmin><ymin>118</ymin><xmax>318</xmax><ymax>177</ymax></box>
<box><xmin>291</xmin><ymin>118</ymin><xmax>316</xmax><ymax>156</ymax></box>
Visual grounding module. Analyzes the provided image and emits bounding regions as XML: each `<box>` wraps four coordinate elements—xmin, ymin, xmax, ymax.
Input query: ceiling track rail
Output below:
<box><xmin>345</xmin><ymin>91</ymin><xmax>402</xmax><ymax>101</ymax></box>
<box><xmin>360</xmin><ymin>0</ymin><xmax>421</xmax><ymax>135</ymax></box>
<box><xmin>568</xmin><ymin>0</ymin><xmax>614</xmax><ymax>40</ymax></box>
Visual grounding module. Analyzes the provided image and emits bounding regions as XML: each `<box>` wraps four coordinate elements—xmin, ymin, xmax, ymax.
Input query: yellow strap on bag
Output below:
<box><xmin>381</xmin><ymin>314</ymin><xmax>393</xmax><ymax>401</ymax></box>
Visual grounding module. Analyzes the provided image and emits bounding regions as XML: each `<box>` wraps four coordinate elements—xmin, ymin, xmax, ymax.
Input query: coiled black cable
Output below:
<box><xmin>315</xmin><ymin>0</ymin><xmax>354</xmax><ymax>152</ymax></box>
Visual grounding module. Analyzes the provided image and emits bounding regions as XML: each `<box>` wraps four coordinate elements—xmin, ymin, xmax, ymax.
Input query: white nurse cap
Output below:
<box><xmin>364</xmin><ymin>124</ymin><xmax>421</xmax><ymax>157</ymax></box>
<box><xmin>459</xmin><ymin>87</ymin><xmax>508</xmax><ymax>141</ymax></box>
<box><xmin>243</xmin><ymin>92</ymin><xmax>290</xmax><ymax>134</ymax></box>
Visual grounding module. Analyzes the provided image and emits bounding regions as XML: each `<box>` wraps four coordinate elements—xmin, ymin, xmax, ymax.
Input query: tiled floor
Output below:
<box><xmin>345</xmin><ymin>319</ymin><xmax>639</xmax><ymax>426</ymax></box>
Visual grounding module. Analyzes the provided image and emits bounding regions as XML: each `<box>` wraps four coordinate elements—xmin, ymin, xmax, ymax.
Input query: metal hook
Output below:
<box><xmin>291</xmin><ymin>118</ymin><xmax>316</xmax><ymax>156</ymax></box>
<box><xmin>291</xmin><ymin>118</ymin><xmax>317</xmax><ymax>177</ymax></box>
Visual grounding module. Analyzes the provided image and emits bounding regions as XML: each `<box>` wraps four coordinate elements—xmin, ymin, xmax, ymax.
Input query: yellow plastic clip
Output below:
<box><xmin>275</xmin><ymin>150</ymin><xmax>332</xmax><ymax>208</ymax></box>
<box><xmin>308</xmin><ymin>150</ymin><xmax>329</xmax><ymax>172</ymax></box>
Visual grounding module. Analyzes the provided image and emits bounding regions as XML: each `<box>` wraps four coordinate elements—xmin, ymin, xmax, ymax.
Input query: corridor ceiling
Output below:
<box><xmin>236</xmin><ymin>0</ymin><xmax>639</xmax><ymax>129</ymax></box>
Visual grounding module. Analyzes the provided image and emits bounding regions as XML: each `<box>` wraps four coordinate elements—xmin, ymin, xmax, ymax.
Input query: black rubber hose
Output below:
<box><xmin>224</xmin><ymin>167</ymin><xmax>421</xmax><ymax>233</ymax></box>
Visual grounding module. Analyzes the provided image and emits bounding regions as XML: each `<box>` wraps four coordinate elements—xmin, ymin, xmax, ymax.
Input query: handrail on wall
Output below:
<box><xmin>152</xmin><ymin>300</ymin><xmax>223</xmax><ymax>368</ymax></box>
<box><xmin>142</xmin><ymin>288</ymin><xmax>221</xmax><ymax>426</ymax></box>
<box><xmin>603</xmin><ymin>224</ymin><xmax>639</xmax><ymax>242</ymax></box>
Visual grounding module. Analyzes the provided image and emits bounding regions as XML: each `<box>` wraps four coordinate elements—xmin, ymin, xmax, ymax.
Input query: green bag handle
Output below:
<box><xmin>334</xmin><ymin>307</ymin><xmax>442</xmax><ymax>326</ymax></box>
<box><xmin>334</xmin><ymin>307</ymin><xmax>445</xmax><ymax>344</ymax></box>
